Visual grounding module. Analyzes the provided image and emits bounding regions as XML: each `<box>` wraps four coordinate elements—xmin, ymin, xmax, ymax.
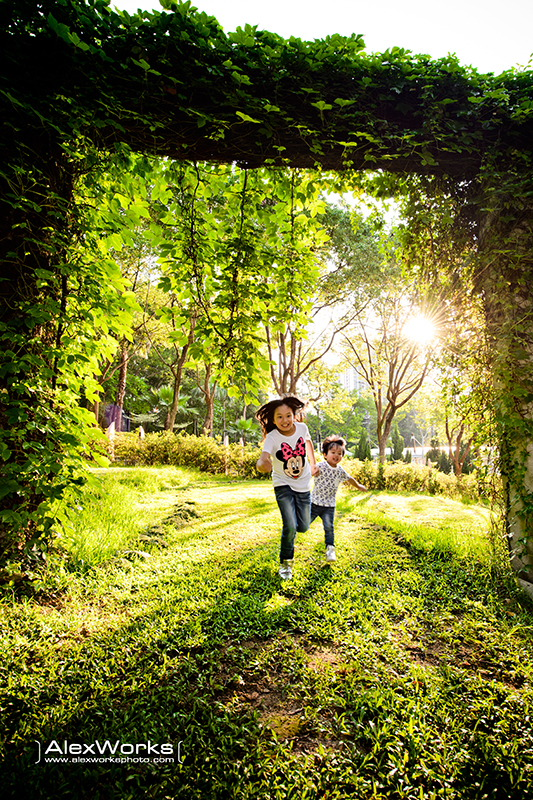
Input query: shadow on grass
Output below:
<box><xmin>2</xmin><ymin>505</ymin><xmax>532</xmax><ymax>800</ymax></box>
<box><xmin>1</xmin><ymin>538</ymin><xmax>297</xmax><ymax>797</ymax></box>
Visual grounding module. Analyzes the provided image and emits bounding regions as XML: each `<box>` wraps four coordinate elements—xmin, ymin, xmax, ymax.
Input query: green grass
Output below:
<box><xmin>1</xmin><ymin>468</ymin><xmax>532</xmax><ymax>799</ymax></box>
<box><xmin>54</xmin><ymin>466</ymin><xmax>233</xmax><ymax>570</ymax></box>
<box><xmin>344</xmin><ymin>491</ymin><xmax>494</xmax><ymax>562</ymax></box>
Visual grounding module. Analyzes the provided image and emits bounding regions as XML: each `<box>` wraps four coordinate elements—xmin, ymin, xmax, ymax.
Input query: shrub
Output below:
<box><xmin>110</xmin><ymin>431</ymin><xmax>269</xmax><ymax>480</ymax></box>
<box><xmin>355</xmin><ymin>430</ymin><xmax>371</xmax><ymax>461</ymax></box>
<box><xmin>343</xmin><ymin>458</ymin><xmax>490</xmax><ymax>503</ymax></box>
<box><xmin>102</xmin><ymin>433</ymin><xmax>492</xmax><ymax>502</ymax></box>
<box><xmin>391</xmin><ymin>425</ymin><xmax>405</xmax><ymax>461</ymax></box>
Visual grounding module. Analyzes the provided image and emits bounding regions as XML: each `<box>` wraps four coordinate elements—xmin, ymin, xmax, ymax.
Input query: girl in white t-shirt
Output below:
<box><xmin>256</xmin><ymin>396</ymin><xmax>317</xmax><ymax>580</ymax></box>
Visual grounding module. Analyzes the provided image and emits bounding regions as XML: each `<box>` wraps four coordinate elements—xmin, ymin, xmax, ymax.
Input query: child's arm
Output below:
<box><xmin>346</xmin><ymin>476</ymin><xmax>367</xmax><ymax>491</ymax></box>
<box><xmin>306</xmin><ymin>439</ymin><xmax>317</xmax><ymax>473</ymax></box>
<box><xmin>256</xmin><ymin>451</ymin><xmax>273</xmax><ymax>473</ymax></box>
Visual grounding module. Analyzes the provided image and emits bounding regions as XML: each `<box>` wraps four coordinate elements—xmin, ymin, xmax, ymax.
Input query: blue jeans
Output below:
<box><xmin>274</xmin><ymin>485</ymin><xmax>311</xmax><ymax>561</ymax></box>
<box><xmin>310</xmin><ymin>502</ymin><xmax>335</xmax><ymax>546</ymax></box>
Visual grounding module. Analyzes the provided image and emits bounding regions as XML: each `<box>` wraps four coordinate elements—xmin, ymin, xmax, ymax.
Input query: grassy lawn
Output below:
<box><xmin>1</xmin><ymin>467</ymin><xmax>533</xmax><ymax>799</ymax></box>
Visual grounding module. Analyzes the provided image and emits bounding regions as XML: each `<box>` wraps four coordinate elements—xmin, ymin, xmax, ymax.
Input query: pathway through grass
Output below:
<box><xmin>1</xmin><ymin>467</ymin><xmax>532</xmax><ymax>799</ymax></box>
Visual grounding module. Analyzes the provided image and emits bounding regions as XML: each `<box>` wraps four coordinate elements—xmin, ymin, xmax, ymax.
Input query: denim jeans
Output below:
<box><xmin>274</xmin><ymin>485</ymin><xmax>311</xmax><ymax>561</ymax></box>
<box><xmin>310</xmin><ymin>502</ymin><xmax>335</xmax><ymax>546</ymax></box>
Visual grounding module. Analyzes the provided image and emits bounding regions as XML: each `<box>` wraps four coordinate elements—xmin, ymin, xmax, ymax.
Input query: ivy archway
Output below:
<box><xmin>2</xmin><ymin>0</ymin><xmax>533</xmax><ymax>589</ymax></box>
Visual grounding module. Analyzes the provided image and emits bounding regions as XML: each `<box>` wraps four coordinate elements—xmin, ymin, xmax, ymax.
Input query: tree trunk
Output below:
<box><xmin>165</xmin><ymin>311</ymin><xmax>197</xmax><ymax>432</ymax></box>
<box><xmin>377</xmin><ymin>417</ymin><xmax>393</xmax><ymax>464</ymax></box>
<box><xmin>115</xmin><ymin>342</ymin><xmax>129</xmax><ymax>432</ymax></box>
<box><xmin>445</xmin><ymin>419</ymin><xmax>472</xmax><ymax>478</ymax></box>
<box><xmin>200</xmin><ymin>365</ymin><xmax>217</xmax><ymax>436</ymax></box>
<box><xmin>165</xmin><ymin>352</ymin><xmax>188</xmax><ymax>433</ymax></box>
<box><xmin>202</xmin><ymin>394</ymin><xmax>215</xmax><ymax>436</ymax></box>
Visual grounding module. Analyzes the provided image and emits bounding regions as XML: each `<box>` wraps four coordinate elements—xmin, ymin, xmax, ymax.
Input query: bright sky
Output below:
<box><xmin>114</xmin><ymin>0</ymin><xmax>533</xmax><ymax>75</ymax></box>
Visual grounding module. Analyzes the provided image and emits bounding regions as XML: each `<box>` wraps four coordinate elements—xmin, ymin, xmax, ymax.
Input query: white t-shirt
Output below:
<box><xmin>311</xmin><ymin>461</ymin><xmax>351</xmax><ymax>507</ymax></box>
<box><xmin>262</xmin><ymin>421</ymin><xmax>312</xmax><ymax>492</ymax></box>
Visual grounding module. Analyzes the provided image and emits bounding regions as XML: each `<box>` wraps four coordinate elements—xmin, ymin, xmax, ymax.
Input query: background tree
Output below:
<box><xmin>265</xmin><ymin>203</ymin><xmax>383</xmax><ymax>396</ymax></box>
<box><xmin>391</xmin><ymin>424</ymin><xmax>405</xmax><ymax>461</ymax></box>
<box><xmin>101</xmin><ymin>234</ymin><xmax>166</xmax><ymax>431</ymax></box>
<box><xmin>342</xmin><ymin>285</ymin><xmax>435</xmax><ymax>463</ymax></box>
<box><xmin>355</xmin><ymin>429</ymin><xmax>372</xmax><ymax>461</ymax></box>
<box><xmin>306</xmin><ymin>385</ymin><xmax>368</xmax><ymax>449</ymax></box>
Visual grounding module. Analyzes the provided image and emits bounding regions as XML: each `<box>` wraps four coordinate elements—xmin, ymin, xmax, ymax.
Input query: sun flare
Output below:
<box><xmin>403</xmin><ymin>315</ymin><xmax>436</xmax><ymax>345</ymax></box>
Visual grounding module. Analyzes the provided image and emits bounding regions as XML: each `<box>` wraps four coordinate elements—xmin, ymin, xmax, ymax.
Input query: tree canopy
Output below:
<box><xmin>2</xmin><ymin>0</ymin><xmax>533</xmax><ymax>176</ymax></box>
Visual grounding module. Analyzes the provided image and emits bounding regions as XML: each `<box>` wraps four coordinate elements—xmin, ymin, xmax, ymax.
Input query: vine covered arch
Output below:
<box><xmin>2</xmin><ymin>0</ymin><xmax>533</xmax><ymax>589</ymax></box>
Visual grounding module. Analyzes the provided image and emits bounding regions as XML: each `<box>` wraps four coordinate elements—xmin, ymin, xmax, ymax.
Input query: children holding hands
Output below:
<box><xmin>256</xmin><ymin>394</ymin><xmax>367</xmax><ymax>580</ymax></box>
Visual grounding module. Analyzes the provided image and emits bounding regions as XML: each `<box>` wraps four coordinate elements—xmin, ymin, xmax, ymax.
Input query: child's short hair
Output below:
<box><xmin>255</xmin><ymin>396</ymin><xmax>306</xmax><ymax>436</ymax></box>
<box><xmin>322</xmin><ymin>435</ymin><xmax>346</xmax><ymax>456</ymax></box>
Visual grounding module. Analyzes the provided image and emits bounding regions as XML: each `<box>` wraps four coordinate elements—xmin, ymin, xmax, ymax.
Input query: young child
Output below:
<box><xmin>310</xmin><ymin>435</ymin><xmax>367</xmax><ymax>562</ymax></box>
<box><xmin>256</xmin><ymin>396</ymin><xmax>316</xmax><ymax>580</ymax></box>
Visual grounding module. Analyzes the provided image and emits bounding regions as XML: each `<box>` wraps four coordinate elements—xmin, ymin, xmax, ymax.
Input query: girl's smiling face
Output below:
<box><xmin>273</xmin><ymin>404</ymin><xmax>296</xmax><ymax>436</ymax></box>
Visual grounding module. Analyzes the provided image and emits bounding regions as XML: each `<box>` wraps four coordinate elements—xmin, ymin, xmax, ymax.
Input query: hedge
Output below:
<box><xmin>344</xmin><ymin>458</ymin><xmax>490</xmax><ymax>504</ymax></box>
<box><xmin>109</xmin><ymin>431</ymin><xmax>268</xmax><ymax>480</ymax></box>
<box><xmin>106</xmin><ymin>432</ymin><xmax>490</xmax><ymax>503</ymax></box>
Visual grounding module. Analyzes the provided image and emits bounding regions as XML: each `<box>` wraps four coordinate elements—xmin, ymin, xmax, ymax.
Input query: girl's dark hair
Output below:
<box><xmin>255</xmin><ymin>396</ymin><xmax>306</xmax><ymax>437</ymax></box>
<box><xmin>322</xmin><ymin>435</ymin><xmax>346</xmax><ymax>456</ymax></box>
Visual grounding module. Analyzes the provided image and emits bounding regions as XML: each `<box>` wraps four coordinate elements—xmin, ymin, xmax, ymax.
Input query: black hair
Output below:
<box><xmin>322</xmin><ymin>435</ymin><xmax>346</xmax><ymax>456</ymax></box>
<box><xmin>255</xmin><ymin>396</ymin><xmax>306</xmax><ymax>437</ymax></box>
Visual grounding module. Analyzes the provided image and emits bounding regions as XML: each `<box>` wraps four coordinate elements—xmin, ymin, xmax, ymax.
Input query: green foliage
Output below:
<box><xmin>355</xmin><ymin>429</ymin><xmax>371</xmax><ymax>461</ymax></box>
<box><xmin>426</xmin><ymin>439</ymin><xmax>445</xmax><ymax>467</ymax></box>
<box><xmin>156</xmin><ymin>162</ymin><xmax>326</xmax><ymax>400</ymax></box>
<box><xmin>391</xmin><ymin>424</ymin><xmax>405</xmax><ymax>461</ymax></box>
<box><xmin>226</xmin><ymin>417</ymin><xmax>261</xmax><ymax>445</ymax></box>
<box><xmin>317</xmin><ymin>204</ymin><xmax>384</xmax><ymax>307</ymax></box>
<box><xmin>345</xmin><ymin>458</ymin><xmax>489</xmax><ymax>503</ymax></box>
<box><xmin>111</xmin><ymin>431</ymin><xmax>268</xmax><ymax>480</ymax></box>
<box><xmin>438</xmin><ymin>449</ymin><xmax>453</xmax><ymax>473</ymax></box>
<box><xmin>0</xmin><ymin>146</ymin><xmax>145</xmax><ymax>572</ymax></box>
<box><xmin>307</xmin><ymin>387</ymin><xmax>369</xmax><ymax>448</ymax></box>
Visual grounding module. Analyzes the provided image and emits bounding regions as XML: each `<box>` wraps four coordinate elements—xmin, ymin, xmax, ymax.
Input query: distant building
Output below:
<box><xmin>341</xmin><ymin>367</ymin><xmax>367</xmax><ymax>396</ymax></box>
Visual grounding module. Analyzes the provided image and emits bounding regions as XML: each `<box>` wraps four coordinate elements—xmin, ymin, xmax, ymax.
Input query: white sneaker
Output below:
<box><xmin>325</xmin><ymin>545</ymin><xmax>336</xmax><ymax>562</ymax></box>
<box><xmin>278</xmin><ymin>559</ymin><xmax>294</xmax><ymax>579</ymax></box>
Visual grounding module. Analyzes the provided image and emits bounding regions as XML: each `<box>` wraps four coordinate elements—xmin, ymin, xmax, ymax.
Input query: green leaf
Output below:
<box><xmin>236</xmin><ymin>111</ymin><xmax>261</xmax><ymax>124</ymax></box>
<box><xmin>132</xmin><ymin>59</ymin><xmax>152</xmax><ymax>71</ymax></box>
<box><xmin>310</xmin><ymin>101</ymin><xmax>333</xmax><ymax>112</ymax></box>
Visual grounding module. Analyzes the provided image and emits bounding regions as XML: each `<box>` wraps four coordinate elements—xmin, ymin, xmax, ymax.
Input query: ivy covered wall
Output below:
<box><xmin>2</xmin><ymin>0</ymin><xmax>533</xmax><ymax>584</ymax></box>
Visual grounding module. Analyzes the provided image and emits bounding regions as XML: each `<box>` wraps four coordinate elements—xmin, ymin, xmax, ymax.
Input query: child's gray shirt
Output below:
<box><xmin>311</xmin><ymin>461</ymin><xmax>351</xmax><ymax>507</ymax></box>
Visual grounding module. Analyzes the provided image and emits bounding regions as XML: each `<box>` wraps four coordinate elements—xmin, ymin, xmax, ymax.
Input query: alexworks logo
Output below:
<box><xmin>34</xmin><ymin>739</ymin><xmax>182</xmax><ymax>765</ymax></box>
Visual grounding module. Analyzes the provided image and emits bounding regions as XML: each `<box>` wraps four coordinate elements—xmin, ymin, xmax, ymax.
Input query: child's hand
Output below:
<box><xmin>311</xmin><ymin>464</ymin><xmax>320</xmax><ymax>476</ymax></box>
<box><xmin>256</xmin><ymin>453</ymin><xmax>273</xmax><ymax>473</ymax></box>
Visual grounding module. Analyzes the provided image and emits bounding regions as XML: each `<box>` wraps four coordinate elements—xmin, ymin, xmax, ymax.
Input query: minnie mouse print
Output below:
<box><xmin>276</xmin><ymin>437</ymin><xmax>306</xmax><ymax>478</ymax></box>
